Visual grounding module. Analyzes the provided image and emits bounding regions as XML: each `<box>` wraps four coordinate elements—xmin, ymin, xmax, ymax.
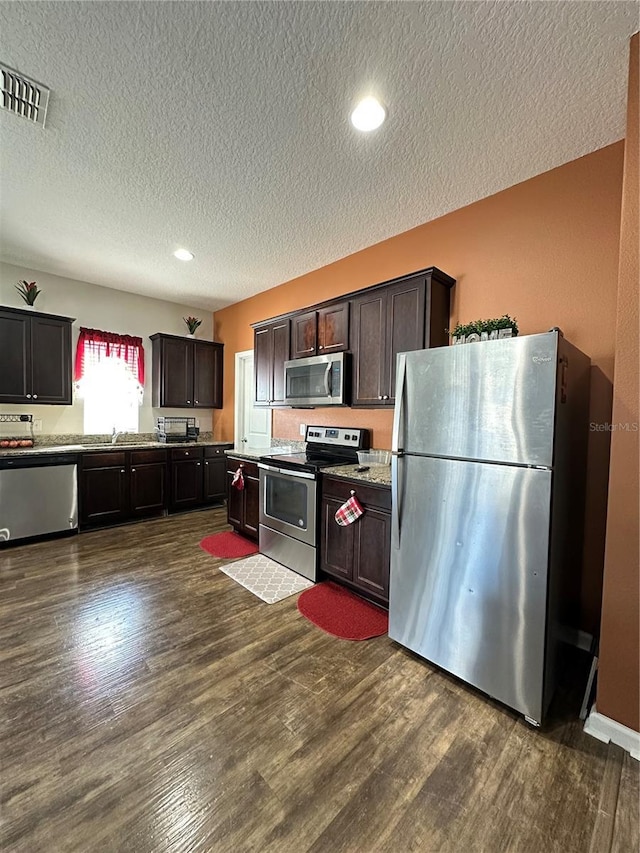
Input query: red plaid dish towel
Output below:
<box><xmin>232</xmin><ymin>467</ymin><xmax>245</xmax><ymax>490</ymax></box>
<box><xmin>335</xmin><ymin>495</ymin><xmax>364</xmax><ymax>526</ymax></box>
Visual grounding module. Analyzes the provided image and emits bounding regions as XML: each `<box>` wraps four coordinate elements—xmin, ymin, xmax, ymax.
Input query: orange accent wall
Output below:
<box><xmin>597</xmin><ymin>34</ymin><xmax>639</xmax><ymax>733</ymax></box>
<box><xmin>213</xmin><ymin>141</ymin><xmax>624</xmax><ymax>632</ymax></box>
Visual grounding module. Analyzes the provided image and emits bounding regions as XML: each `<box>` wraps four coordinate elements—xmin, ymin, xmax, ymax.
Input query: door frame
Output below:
<box><xmin>234</xmin><ymin>349</ymin><xmax>271</xmax><ymax>450</ymax></box>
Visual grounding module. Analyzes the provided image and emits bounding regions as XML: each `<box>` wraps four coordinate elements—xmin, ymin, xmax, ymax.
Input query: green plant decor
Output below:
<box><xmin>183</xmin><ymin>316</ymin><xmax>202</xmax><ymax>335</ymax></box>
<box><xmin>15</xmin><ymin>280</ymin><xmax>41</xmax><ymax>306</ymax></box>
<box><xmin>450</xmin><ymin>314</ymin><xmax>519</xmax><ymax>340</ymax></box>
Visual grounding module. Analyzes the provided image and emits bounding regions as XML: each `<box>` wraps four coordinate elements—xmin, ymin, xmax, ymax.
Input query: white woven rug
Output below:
<box><xmin>218</xmin><ymin>554</ymin><xmax>314</xmax><ymax>604</ymax></box>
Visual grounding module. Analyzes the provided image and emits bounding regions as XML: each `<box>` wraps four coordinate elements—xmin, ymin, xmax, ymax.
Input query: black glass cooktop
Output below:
<box><xmin>260</xmin><ymin>451</ymin><xmax>356</xmax><ymax>474</ymax></box>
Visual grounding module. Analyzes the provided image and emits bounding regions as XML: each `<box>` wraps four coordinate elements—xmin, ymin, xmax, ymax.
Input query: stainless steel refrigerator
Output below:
<box><xmin>389</xmin><ymin>331</ymin><xmax>590</xmax><ymax>726</ymax></box>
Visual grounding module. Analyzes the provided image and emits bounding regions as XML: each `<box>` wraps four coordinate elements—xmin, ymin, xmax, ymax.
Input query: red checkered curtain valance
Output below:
<box><xmin>74</xmin><ymin>327</ymin><xmax>145</xmax><ymax>388</ymax></box>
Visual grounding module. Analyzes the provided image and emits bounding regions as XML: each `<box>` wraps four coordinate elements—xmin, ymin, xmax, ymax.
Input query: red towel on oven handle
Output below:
<box><xmin>334</xmin><ymin>495</ymin><xmax>364</xmax><ymax>526</ymax></box>
<box><xmin>232</xmin><ymin>467</ymin><xmax>245</xmax><ymax>490</ymax></box>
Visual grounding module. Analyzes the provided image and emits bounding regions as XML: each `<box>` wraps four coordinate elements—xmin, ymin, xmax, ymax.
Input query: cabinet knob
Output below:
<box><xmin>186</xmin><ymin>400</ymin><xmax>191</xmax><ymax>404</ymax></box>
<box><xmin>319</xmin><ymin>345</ymin><xmax>324</xmax><ymax>350</ymax></box>
<box><xmin>121</xmin><ymin>469</ymin><xmax>125</xmax><ymax>474</ymax></box>
<box><xmin>132</xmin><ymin>468</ymin><xmax>136</xmax><ymax>473</ymax></box>
<box><xmin>196</xmin><ymin>462</ymin><xmax>201</xmax><ymax>467</ymax></box>
<box><xmin>383</xmin><ymin>395</ymin><xmax>389</xmax><ymax>400</ymax></box>
<box><xmin>33</xmin><ymin>394</ymin><xmax>38</xmax><ymax>399</ymax></box>
<box><xmin>205</xmin><ymin>461</ymin><xmax>209</xmax><ymax>466</ymax></box>
<box><xmin>26</xmin><ymin>394</ymin><xmax>31</xmax><ymax>399</ymax></box>
<box><xmin>378</xmin><ymin>395</ymin><xmax>383</xmax><ymax>400</ymax></box>
<box><xmin>185</xmin><ymin>451</ymin><xmax>189</xmax><ymax>456</ymax></box>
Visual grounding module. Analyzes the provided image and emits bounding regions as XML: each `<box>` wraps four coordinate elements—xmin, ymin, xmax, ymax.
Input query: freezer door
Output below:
<box><xmin>396</xmin><ymin>332</ymin><xmax>559</xmax><ymax>467</ymax></box>
<box><xmin>389</xmin><ymin>454</ymin><xmax>551</xmax><ymax>723</ymax></box>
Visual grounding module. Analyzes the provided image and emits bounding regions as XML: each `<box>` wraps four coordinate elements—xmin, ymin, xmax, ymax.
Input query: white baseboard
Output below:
<box><xmin>584</xmin><ymin>707</ymin><xmax>640</xmax><ymax>760</ymax></box>
<box><xmin>560</xmin><ymin>626</ymin><xmax>594</xmax><ymax>651</ymax></box>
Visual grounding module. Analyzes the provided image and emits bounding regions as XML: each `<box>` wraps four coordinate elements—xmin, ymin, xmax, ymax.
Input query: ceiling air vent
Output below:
<box><xmin>0</xmin><ymin>63</ymin><xmax>49</xmax><ymax>127</ymax></box>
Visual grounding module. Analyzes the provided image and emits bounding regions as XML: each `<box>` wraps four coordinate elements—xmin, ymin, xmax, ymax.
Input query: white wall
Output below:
<box><xmin>1</xmin><ymin>263</ymin><xmax>216</xmax><ymax>435</ymax></box>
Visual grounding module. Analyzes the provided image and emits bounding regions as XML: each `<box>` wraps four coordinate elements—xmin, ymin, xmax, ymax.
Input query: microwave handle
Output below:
<box><xmin>323</xmin><ymin>363</ymin><xmax>331</xmax><ymax>396</ymax></box>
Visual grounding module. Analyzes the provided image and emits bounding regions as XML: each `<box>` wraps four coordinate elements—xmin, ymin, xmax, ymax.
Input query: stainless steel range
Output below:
<box><xmin>258</xmin><ymin>426</ymin><xmax>370</xmax><ymax>581</ymax></box>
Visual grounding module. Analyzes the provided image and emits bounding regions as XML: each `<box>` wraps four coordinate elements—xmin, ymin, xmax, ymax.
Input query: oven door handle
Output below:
<box><xmin>258</xmin><ymin>462</ymin><xmax>316</xmax><ymax>480</ymax></box>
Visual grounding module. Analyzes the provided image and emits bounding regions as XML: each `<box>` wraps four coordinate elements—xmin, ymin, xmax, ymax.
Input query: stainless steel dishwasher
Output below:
<box><xmin>0</xmin><ymin>453</ymin><xmax>78</xmax><ymax>543</ymax></box>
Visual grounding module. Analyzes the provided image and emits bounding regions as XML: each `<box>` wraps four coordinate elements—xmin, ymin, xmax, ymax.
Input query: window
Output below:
<box><xmin>74</xmin><ymin>328</ymin><xmax>145</xmax><ymax>435</ymax></box>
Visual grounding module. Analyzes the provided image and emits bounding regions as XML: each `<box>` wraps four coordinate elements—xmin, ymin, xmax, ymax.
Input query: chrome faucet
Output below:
<box><xmin>111</xmin><ymin>428</ymin><xmax>124</xmax><ymax>445</ymax></box>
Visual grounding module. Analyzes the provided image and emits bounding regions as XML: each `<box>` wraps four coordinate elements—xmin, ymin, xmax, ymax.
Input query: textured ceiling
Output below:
<box><xmin>0</xmin><ymin>1</ymin><xmax>638</xmax><ymax>311</ymax></box>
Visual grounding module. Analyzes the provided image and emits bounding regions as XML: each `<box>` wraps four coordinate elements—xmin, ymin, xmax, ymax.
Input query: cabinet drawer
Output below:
<box><xmin>321</xmin><ymin>475</ymin><xmax>391</xmax><ymax>511</ymax></box>
<box><xmin>131</xmin><ymin>449</ymin><xmax>167</xmax><ymax>465</ymax></box>
<box><xmin>226</xmin><ymin>457</ymin><xmax>259</xmax><ymax>478</ymax></box>
<box><xmin>170</xmin><ymin>447</ymin><xmax>203</xmax><ymax>461</ymax></box>
<box><xmin>82</xmin><ymin>452</ymin><xmax>127</xmax><ymax>469</ymax></box>
<box><xmin>205</xmin><ymin>444</ymin><xmax>233</xmax><ymax>458</ymax></box>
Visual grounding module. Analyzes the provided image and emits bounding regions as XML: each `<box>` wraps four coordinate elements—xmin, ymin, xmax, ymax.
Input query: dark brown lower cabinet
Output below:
<box><xmin>130</xmin><ymin>450</ymin><xmax>167</xmax><ymax>517</ymax></box>
<box><xmin>80</xmin><ymin>453</ymin><xmax>129</xmax><ymax>526</ymax></box>
<box><xmin>226</xmin><ymin>457</ymin><xmax>260</xmax><ymax>540</ymax></box>
<box><xmin>81</xmin><ymin>449</ymin><xmax>167</xmax><ymax>527</ymax></box>
<box><xmin>169</xmin><ymin>447</ymin><xmax>204</xmax><ymax>511</ymax></box>
<box><xmin>320</xmin><ymin>475</ymin><xmax>391</xmax><ymax>606</ymax></box>
<box><xmin>169</xmin><ymin>444</ymin><xmax>233</xmax><ymax>513</ymax></box>
<box><xmin>203</xmin><ymin>446</ymin><xmax>230</xmax><ymax>502</ymax></box>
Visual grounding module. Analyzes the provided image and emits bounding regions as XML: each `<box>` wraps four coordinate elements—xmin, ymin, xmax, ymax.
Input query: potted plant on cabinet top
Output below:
<box><xmin>15</xmin><ymin>280</ymin><xmax>41</xmax><ymax>306</ymax></box>
<box><xmin>183</xmin><ymin>316</ymin><xmax>202</xmax><ymax>338</ymax></box>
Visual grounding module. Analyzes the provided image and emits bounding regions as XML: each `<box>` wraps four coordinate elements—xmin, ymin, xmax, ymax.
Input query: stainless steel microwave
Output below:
<box><xmin>283</xmin><ymin>352</ymin><xmax>349</xmax><ymax>407</ymax></box>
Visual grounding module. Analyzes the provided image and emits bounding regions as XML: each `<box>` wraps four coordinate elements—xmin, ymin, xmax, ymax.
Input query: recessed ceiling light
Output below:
<box><xmin>350</xmin><ymin>96</ymin><xmax>386</xmax><ymax>132</ymax></box>
<box><xmin>173</xmin><ymin>248</ymin><xmax>194</xmax><ymax>261</ymax></box>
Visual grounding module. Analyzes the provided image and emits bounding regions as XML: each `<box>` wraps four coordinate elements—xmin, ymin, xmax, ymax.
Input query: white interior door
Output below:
<box><xmin>234</xmin><ymin>350</ymin><xmax>271</xmax><ymax>450</ymax></box>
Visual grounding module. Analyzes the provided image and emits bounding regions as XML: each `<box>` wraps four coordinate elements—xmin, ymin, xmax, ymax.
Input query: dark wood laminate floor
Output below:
<box><xmin>1</xmin><ymin>509</ymin><xmax>637</xmax><ymax>853</ymax></box>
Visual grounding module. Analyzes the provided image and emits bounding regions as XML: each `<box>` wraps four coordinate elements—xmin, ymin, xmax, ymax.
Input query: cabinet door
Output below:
<box><xmin>130</xmin><ymin>463</ymin><xmax>166</xmax><ymax>516</ymax></box>
<box><xmin>243</xmin><ymin>472</ymin><xmax>260</xmax><ymax>539</ymax></box>
<box><xmin>80</xmin><ymin>466</ymin><xmax>128</xmax><ymax>525</ymax></box>
<box><xmin>170</xmin><ymin>459</ymin><xmax>203</xmax><ymax>510</ymax></box>
<box><xmin>270</xmin><ymin>320</ymin><xmax>290</xmax><ymax>406</ymax></box>
<box><xmin>204</xmin><ymin>457</ymin><xmax>226</xmax><ymax>502</ymax></box>
<box><xmin>320</xmin><ymin>497</ymin><xmax>355</xmax><ymax>580</ymax></box>
<box><xmin>227</xmin><ymin>469</ymin><xmax>244</xmax><ymax>528</ymax></box>
<box><xmin>291</xmin><ymin>311</ymin><xmax>317</xmax><ymax>359</ymax></box>
<box><xmin>30</xmin><ymin>316</ymin><xmax>72</xmax><ymax>404</ymax></box>
<box><xmin>254</xmin><ymin>326</ymin><xmax>273</xmax><ymax>405</ymax></box>
<box><xmin>193</xmin><ymin>342</ymin><xmax>223</xmax><ymax>408</ymax></box>
<box><xmin>318</xmin><ymin>302</ymin><xmax>349</xmax><ymax>354</ymax></box>
<box><xmin>161</xmin><ymin>338</ymin><xmax>194</xmax><ymax>407</ymax></box>
<box><xmin>350</xmin><ymin>291</ymin><xmax>386</xmax><ymax>406</ymax></box>
<box><xmin>385</xmin><ymin>276</ymin><xmax>426</xmax><ymax>402</ymax></box>
<box><xmin>354</xmin><ymin>506</ymin><xmax>391</xmax><ymax>603</ymax></box>
<box><xmin>0</xmin><ymin>310</ymin><xmax>30</xmax><ymax>402</ymax></box>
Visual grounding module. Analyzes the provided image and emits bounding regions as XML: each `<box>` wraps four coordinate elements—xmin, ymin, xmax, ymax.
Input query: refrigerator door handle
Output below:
<box><xmin>391</xmin><ymin>453</ymin><xmax>402</xmax><ymax>549</ymax></box>
<box><xmin>392</xmin><ymin>353</ymin><xmax>406</xmax><ymax>453</ymax></box>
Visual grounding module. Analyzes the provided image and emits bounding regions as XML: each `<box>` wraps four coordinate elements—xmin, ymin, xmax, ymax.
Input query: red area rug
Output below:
<box><xmin>297</xmin><ymin>582</ymin><xmax>388</xmax><ymax>640</ymax></box>
<box><xmin>199</xmin><ymin>531</ymin><xmax>258</xmax><ymax>559</ymax></box>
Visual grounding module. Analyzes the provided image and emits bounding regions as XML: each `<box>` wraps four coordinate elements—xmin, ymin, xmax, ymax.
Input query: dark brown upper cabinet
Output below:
<box><xmin>290</xmin><ymin>301</ymin><xmax>349</xmax><ymax>359</ymax></box>
<box><xmin>150</xmin><ymin>333</ymin><xmax>223</xmax><ymax>409</ymax></box>
<box><xmin>254</xmin><ymin>318</ymin><xmax>290</xmax><ymax>406</ymax></box>
<box><xmin>351</xmin><ymin>268</ymin><xmax>454</xmax><ymax>407</ymax></box>
<box><xmin>0</xmin><ymin>306</ymin><xmax>74</xmax><ymax>405</ymax></box>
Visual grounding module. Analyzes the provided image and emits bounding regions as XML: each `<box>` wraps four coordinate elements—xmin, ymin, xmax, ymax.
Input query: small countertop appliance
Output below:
<box><xmin>155</xmin><ymin>417</ymin><xmax>199</xmax><ymax>443</ymax></box>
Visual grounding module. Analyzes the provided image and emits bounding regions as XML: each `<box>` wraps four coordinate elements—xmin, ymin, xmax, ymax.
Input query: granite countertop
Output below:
<box><xmin>322</xmin><ymin>463</ymin><xmax>392</xmax><ymax>487</ymax></box>
<box><xmin>225</xmin><ymin>446</ymin><xmax>293</xmax><ymax>462</ymax></box>
<box><xmin>0</xmin><ymin>439</ymin><xmax>234</xmax><ymax>459</ymax></box>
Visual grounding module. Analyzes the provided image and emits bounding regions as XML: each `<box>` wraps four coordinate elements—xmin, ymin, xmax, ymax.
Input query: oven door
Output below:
<box><xmin>258</xmin><ymin>463</ymin><xmax>316</xmax><ymax>547</ymax></box>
